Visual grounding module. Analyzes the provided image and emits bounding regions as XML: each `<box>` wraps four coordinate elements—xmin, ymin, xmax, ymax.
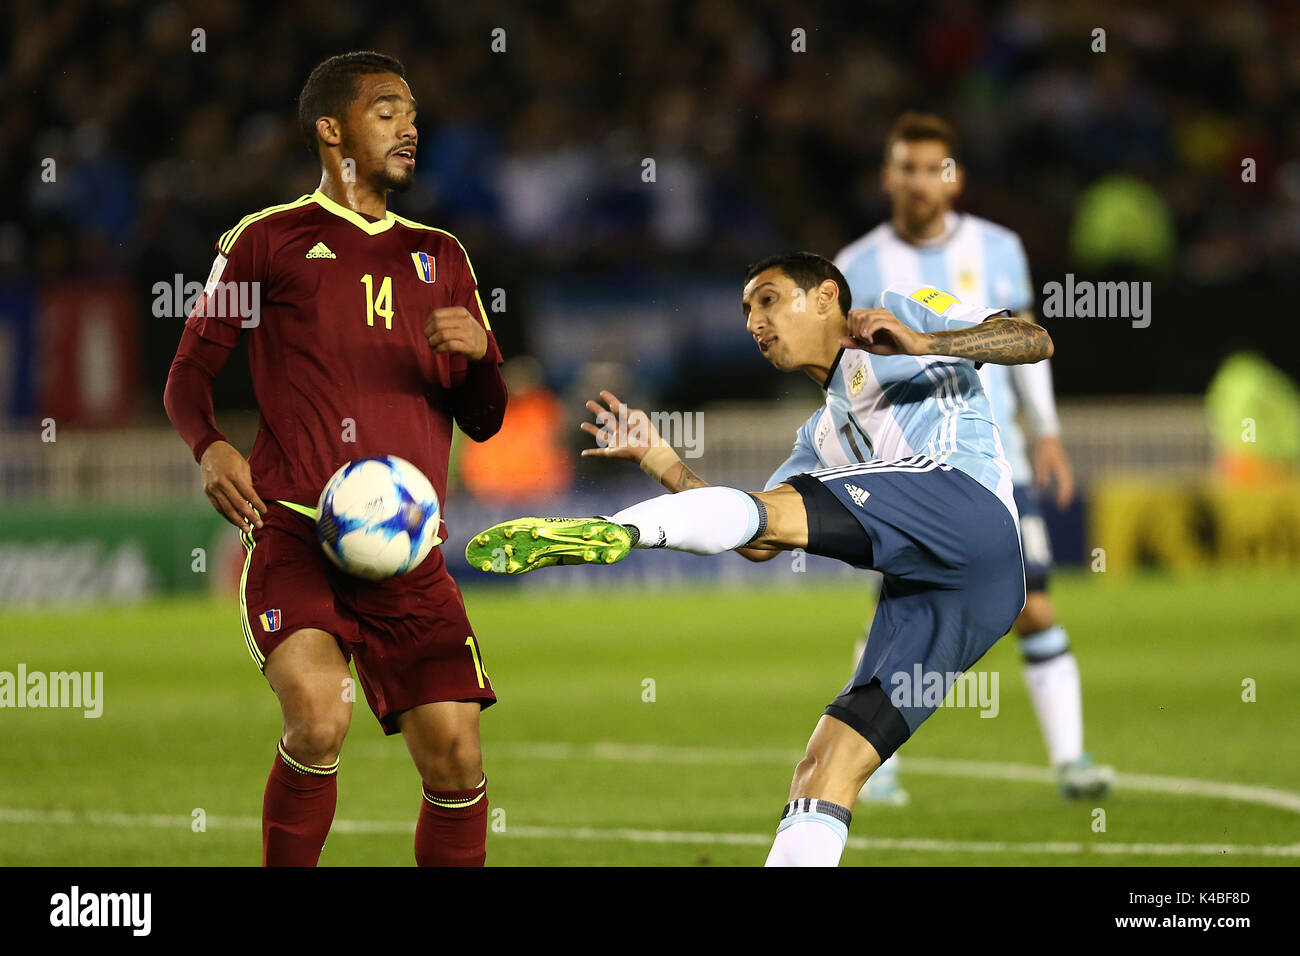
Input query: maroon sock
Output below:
<box><xmin>261</xmin><ymin>742</ymin><xmax>339</xmax><ymax>867</ymax></box>
<box><xmin>415</xmin><ymin>777</ymin><xmax>488</xmax><ymax>867</ymax></box>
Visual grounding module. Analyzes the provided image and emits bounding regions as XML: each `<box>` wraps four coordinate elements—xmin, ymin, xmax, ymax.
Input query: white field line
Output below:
<box><xmin>439</xmin><ymin>740</ymin><xmax>1300</xmax><ymax>817</ymax></box>
<box><xmin>5</xmin><ymin>740</ymin><xmax>1297</xmax><ymax>859</ymax></box>
<box><xmin>0</xmin><ymin>807</ymin><xmax>1297</xmax><ymax>858</ymax></box>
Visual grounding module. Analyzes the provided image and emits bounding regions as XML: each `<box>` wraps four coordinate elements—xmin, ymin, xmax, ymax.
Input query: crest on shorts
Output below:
<box><xmin>259</xmin><ymin>609</ymin><xmax>282</xmax><ymax>632</ymax></box>
<box><xmin>411</xmin><ymin>251</ymin><xmax>436</xmax><ymax>283</ymax></box>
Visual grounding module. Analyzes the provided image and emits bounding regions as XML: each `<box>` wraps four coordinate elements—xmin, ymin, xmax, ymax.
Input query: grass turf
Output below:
<box><xmin>1</xmin><ymin>569</ymin><xmax>1296</xmax><ymax>866</ymax></box>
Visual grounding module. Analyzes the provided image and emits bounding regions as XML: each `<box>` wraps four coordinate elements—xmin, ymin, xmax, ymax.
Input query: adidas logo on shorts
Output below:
<box><xmin>844</xmin><ymin>483</ymin><xmax>871</xmax><ymax>508</ymax></box>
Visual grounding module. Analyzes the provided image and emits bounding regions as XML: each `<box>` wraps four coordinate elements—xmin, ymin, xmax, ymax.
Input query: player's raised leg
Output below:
<box><xmin>619</xmin><ymin>483</ymin><xmax>809</xmax><ymax>553</ymax></box>
<box><xmin>261</xmin><ymin>628</ymin><xmax>353</xmax><ymax>867</ymax></box>
<box><xmin>398</xmin><ymin>701</ymin><xmax>489</xmax><ymax>867</ymax></box>
<box><xmin>466</xmin><ymin>483</ymin><xmax>808</xmax><ymax>573</ymax></box>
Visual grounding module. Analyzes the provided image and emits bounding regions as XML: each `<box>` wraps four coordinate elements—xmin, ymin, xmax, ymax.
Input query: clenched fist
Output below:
<box><xmin>425</xmin><ymin>306</ymin><xmax>487</xmax><ymax>360</ymax></box>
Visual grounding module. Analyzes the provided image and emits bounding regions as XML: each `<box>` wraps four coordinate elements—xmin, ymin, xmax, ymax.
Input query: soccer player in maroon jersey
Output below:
<box><xmin>164</xmin><ymin>52</ymin><xmax>506</xmax><ymax>866</ymax></box>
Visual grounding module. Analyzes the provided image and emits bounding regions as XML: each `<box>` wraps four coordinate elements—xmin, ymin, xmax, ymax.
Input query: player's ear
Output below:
<box><xmin>817</xmin><ymin>279</ymin><xmax>838</xmax><ymax>317</ymax></box>
<box><xmin>315</xmin><ymin>116</ymin><xmax>343</xmax><ymax>150</ymax></box>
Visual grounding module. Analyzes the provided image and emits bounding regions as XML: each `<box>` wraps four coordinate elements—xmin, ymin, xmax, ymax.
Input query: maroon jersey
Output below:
<box><xmin>186</xmin><ymin>189</ymin><xmax>501</xmax><ymax>505</ymax></box>
<box><xmin>166</xmin><ymin>190</ymin><xmax>505</xmax><ymax>586</ymax></box>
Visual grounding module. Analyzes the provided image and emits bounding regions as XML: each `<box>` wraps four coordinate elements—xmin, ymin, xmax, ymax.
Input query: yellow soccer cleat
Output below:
<box><xmin>465</xmin><ymin>517</ymin><xmax>634</xmax><ymax>575</ymax></box>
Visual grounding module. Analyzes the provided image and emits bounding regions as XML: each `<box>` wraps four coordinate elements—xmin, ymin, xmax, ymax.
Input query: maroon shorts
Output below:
<box><xmin>239</xmin><ymin>502</ymin><xmax>495</xmax><ymax>734</ymax></box>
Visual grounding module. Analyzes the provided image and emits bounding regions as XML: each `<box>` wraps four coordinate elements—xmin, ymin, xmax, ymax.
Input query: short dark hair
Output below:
<box><xmin>884</xmin><ymin>111</ymin><xmax>959</xmax><ymax>164</ymax></box>
<box><xmin>298</xmin><ymin>51</ymin><xmax>407</xmax><ymax>157</ymax></box>
<box><xmin>745</xmin><ymin>252</ymin><xmax>852</xmax><ymax>316</ymax></box>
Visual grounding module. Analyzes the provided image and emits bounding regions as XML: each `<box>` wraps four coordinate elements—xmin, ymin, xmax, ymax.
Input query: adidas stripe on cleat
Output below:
<box><xmin>465</xmin><ymin>517</ymin><xmax>633</xmax><ymax>575</ymax></box>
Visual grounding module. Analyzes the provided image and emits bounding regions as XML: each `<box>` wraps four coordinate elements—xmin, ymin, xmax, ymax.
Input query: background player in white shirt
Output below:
<box><xmin>835</xmin><ymin>113</ymin><xmax>1113</xmax><ymax>802</ymax></box>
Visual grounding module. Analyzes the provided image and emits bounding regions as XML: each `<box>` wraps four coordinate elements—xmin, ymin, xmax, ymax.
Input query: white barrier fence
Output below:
<box><xmin>0</xmin><ymin>399</ymin><xmax>1212</xmax><ymax>504</ymax></box>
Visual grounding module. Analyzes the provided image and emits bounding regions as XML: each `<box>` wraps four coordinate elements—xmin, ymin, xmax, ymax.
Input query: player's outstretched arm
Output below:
<box><xmin>580</xmin><ymin>390</ymin><xmax>703</xmax><ymax>491</ymax></box>
<box><xmin>580</xmin><ymin>391</ymin><xmax>778</xmax><ymax>561</ymax></box>
<box><xmin>844</xmin><ymin>309</ymin><xmax>1053</xmax><ymax>365</ymax></box>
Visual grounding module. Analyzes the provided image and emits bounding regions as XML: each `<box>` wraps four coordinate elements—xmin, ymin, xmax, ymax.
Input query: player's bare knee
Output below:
<box><xmin>791</xmin><ymin>750</ymin><xmax>823</xmax><ymax>791</ymax></box>
<box><xmin>281</xmin><ymin>696</ymin><xmax>351</xmax><ymax>764</ymax></box>
<box><xmin>420</xmin><ymin>735</ymin><xmax>483</xmax><ymax>790</ymax></box>
<box><xmin>749</xmin><ymin>485</ymin><xmax>809</xmax><ymax>551</ymax></box>
<box><xmin>282</xmin><ymin>718</ymin><xmax>348</xmax><ymax>765</ymax></box>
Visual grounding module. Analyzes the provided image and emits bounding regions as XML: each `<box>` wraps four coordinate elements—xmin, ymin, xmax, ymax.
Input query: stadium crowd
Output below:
<box><xmin>4</xmin><ymin>0</ymin><xmax>1299</xmax><ymax>392</ymax></box>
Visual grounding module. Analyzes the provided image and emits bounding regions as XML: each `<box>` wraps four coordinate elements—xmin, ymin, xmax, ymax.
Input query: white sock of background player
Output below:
<box><xmin>1020</xmin><ymin>626</ymin><xmax>1084</xmax><ymax>766</ymax></box>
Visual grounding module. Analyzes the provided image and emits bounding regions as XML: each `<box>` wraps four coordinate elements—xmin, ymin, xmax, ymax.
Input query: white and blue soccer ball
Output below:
<box><xmin>316</xmin><ymin>456</ymin><xmax>442</xmax><ymax>580</ymax></box>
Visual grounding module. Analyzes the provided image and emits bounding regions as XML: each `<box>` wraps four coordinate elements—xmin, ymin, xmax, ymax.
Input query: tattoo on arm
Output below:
<box><xmin>664</xmin><ymin>461</ymin><xmax>709</xmax><ymax>492</ymax></box>
<box><xmin>927</xmin><ymin>317</ymin><xmax>1053</xmax><ymax>365</ymax></box>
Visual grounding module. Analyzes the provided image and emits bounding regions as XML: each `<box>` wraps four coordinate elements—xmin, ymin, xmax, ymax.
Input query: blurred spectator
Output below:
<box><xmin>1069</xmin><ymin>173</ymin><xmax>1176</xmax><ymax>272</ymax></box>
<box><xmin>6</xmin><ymin>0</ymin><xmax>1297</xmax><ymax>282</ymax></box>
<box><xmin>1206</xmin><ymin>352</ymin><xmax>1300</xmax><ymax>484</ymax></box>
<box><xmin>4</xmin><ymin>0</ymin><xmax>1299</xmax><ymax>419</ymax></box>
<box><xmin>458</xmin><ymin>357</ymin><xmax>574</xmax><ymax>502</ymax></box>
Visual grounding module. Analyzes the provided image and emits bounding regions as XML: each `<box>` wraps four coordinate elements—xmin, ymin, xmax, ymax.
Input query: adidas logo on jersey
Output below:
<box><xmin>305</xmin><ymin>242</ymin><xmax>336</xmax><ymax>259</ymax></box>
<box><xmin>844</xmin><ymin>483</ymin><xmax>871</xmax><ymax>508</ymax></box>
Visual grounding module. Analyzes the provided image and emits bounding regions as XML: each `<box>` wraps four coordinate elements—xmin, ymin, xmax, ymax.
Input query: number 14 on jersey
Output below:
<box><xmin>361</xmin><ymin>273</ymin><xmax>394</xmax><ymax>330</ymax></box>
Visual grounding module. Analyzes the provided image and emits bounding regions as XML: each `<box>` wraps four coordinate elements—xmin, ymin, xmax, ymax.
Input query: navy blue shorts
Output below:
<box><xmin>786</xmin><ymin>458</ymin><xmax>1025</xmax><ymax>745</ymax></box>
<box><xmin>1013</xmin><ymin>484</ymin><xmax>1053</xmax><ymax>593</ymax></box>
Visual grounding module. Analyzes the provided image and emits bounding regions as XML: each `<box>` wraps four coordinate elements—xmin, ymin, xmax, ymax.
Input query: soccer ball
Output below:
<box><xmin>316</xmin><ymin>456</ymin><xmax>442</xmax><ymax>580</ymax></box>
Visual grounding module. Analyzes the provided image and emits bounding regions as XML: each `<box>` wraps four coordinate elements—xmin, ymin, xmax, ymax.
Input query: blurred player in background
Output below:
<box><xmin>836</xmin><ymin>113</ymin><xmax>1111</xmax><ymax>802</ymax></box>
<box><xmin>164</xmin><ymin>52</ymin><xmax>506</xmax><ymax>865</ymax></box>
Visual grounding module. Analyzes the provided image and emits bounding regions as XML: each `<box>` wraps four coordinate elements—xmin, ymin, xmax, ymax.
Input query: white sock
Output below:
<box><xmin>765</xmin><ymin>799</ymin><xmax>850</xmax><ymax>867</ymax></box>
<box><xmin>1020</xmin><ymin>626</ymin><xmax>1084</xmax><ymax>766</ymax></box>
<box><xmin>612</xmin><ymin>487</ymin><xmax>762</xmax><ymax>555</ymax></box>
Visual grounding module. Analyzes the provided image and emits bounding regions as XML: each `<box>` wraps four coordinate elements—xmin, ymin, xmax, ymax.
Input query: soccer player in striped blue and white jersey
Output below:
<box><xmin>466</xmin><ymin>254</ymin><xmax>1053</xmax><ymax>865</ymax></box>
<box><xmin>835</xmin><ymin>113</ymin><xmax>1112</xmax><ymax>801</ymax></box>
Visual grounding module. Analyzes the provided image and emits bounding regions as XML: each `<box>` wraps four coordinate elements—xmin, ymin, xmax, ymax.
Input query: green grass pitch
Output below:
<box><xmin>2</xmin><ymin>569</ymin><xmax>1296</xmax><ymax>866</ymax></box>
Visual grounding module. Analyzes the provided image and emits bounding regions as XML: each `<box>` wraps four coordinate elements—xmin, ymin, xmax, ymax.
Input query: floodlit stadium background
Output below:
<box><xmin>2</xmin><ymin>0</ymin><xmax>1298</xmax><ymax>865</ymax></box>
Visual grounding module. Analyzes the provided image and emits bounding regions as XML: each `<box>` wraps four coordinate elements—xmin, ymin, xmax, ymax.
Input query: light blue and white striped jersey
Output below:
<box><xmin>764</xmin><ymin>282</ymin><xmax>1017</xmax><ymax>519</ymax></box>
<box><xmin>835</xmin><ymin>213</ymin><xmax>1037</xmax><ymax>482</ymax></box>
